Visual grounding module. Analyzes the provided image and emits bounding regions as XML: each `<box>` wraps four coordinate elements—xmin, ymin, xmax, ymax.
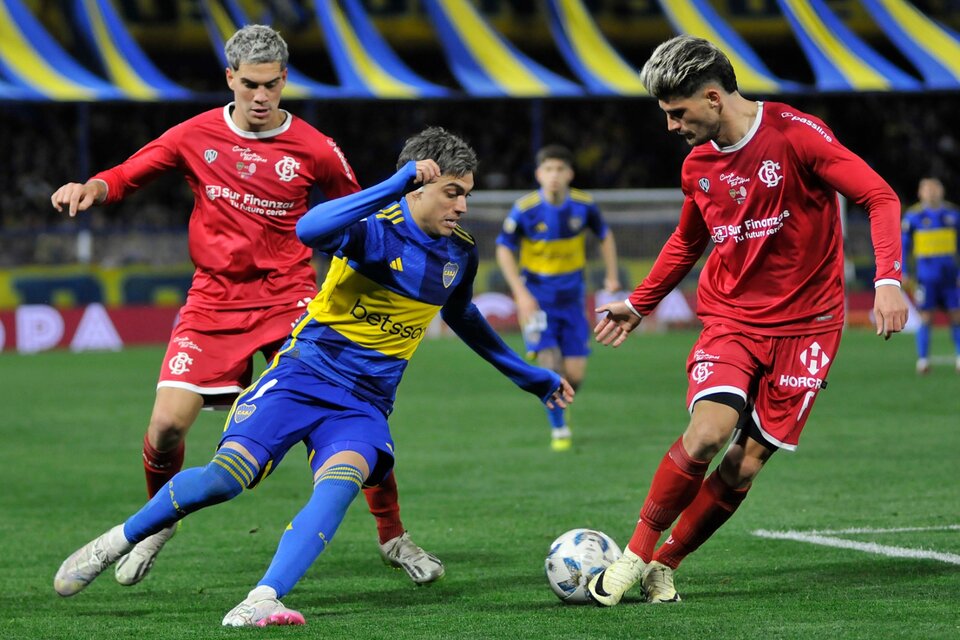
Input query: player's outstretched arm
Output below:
<box><xmin>297</xmin><ymin>160</ymin><xmax>440</xmax><ymax>250</ymax></box>
<box><xmin>442</xmin><ymin>298</ymin><xmax>572</xmax><ymax>407</ymax></box>
<box><xmin>50</xmin><ymin>180</ymin><xmax>107</xmax><ymax>217</ymax></box>
<box><xmin>594</xmin><ymin>300</ymin><xmax>642</xmax><ymax>347</ymax></box>
<box><xmin>874</xmin><ymin>284</ymin><xmax>908</xmax><ymax>340</ymax></box>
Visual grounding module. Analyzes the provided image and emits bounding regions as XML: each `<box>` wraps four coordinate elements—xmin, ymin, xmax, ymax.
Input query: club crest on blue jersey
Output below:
<box><xmin>233</xmin><ymin>403</ymin><xmax>256</xmax><ymax>423</ymax></box>
<box><xmin>568</xmin><ymin>216</ymin><xmax>584</xmax><ymax>232</ymax></box>
<box><xmin>442</xmin><ymin>262</ymin><xmax>459</xmax><ymax>288</ymax></box>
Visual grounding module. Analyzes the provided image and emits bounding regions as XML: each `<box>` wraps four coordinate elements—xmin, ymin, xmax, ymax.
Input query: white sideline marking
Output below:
<box><xmin>753</xmin><ymin>526</ymin><xmax>960</xmax><ymax>565</ymax></box>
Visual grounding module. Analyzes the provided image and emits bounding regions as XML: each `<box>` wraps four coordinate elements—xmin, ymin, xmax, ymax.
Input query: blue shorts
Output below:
<box><xmin>915</xmin><ymin>278</ymin><xmax>959</xmax><ymax>312</ymax></box>
<box><xmin>219</xmin><ymin>356</ymin><xmax>395</xmax><ymax>486</ymax></box>
<box><xmin>525</xmin><ymin>301</ymin><xmax>591</xmax><ymax>358</ymax></box>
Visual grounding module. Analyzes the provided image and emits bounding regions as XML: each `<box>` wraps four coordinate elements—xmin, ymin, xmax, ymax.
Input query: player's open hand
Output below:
<box><xmin>413</xmin><ymin>160</ymin><xmax>441</xmax><ymax>185</ymax></box>
<box><xmin>874</xmin><ymin>284</ymin><xmax>908</xmax><ymax>340</ymax></box>
<box><xmin>545</xmin><ymin>378</ymin><xmax>575</xmax><ymax>409</ymax></box>
<box><xmin>594</xmin><ymin>300</ymin><xmax>641</xmax><ymax>347</ymax></box>
<box><xmin>51</xmin><ymin>181</ymin><xmax>105</xmax><ymax>217</ymax></box>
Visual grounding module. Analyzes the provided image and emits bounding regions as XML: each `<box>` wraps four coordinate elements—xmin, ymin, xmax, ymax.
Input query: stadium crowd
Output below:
<box><xmin>2</xmin><ymin>93</ymin><xmax>957</xmax><ymax>265</ymax></box>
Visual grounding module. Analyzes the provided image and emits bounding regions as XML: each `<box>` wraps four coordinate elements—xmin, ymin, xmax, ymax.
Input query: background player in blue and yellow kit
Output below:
<box><xmin>54</xmin><ymin>128</ymin><xmax>574</xmax><ymax>628</ymax></box>
<box><xmin>901</xmin><ymin>177</ymin><xmax>960</xmax><ymax>373</ymax></box>
<box><xmin>496</xmin><ymin>145</ymin><xmax>620</xmax><ymax>450</ymax></box>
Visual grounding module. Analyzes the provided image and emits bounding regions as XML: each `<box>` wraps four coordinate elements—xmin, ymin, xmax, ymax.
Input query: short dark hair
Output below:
<box><xmin>535</xmin><ymin>144</ymin><xmax>574</xmax><ymax>168</ymax></box>
<box><xmin>396</xmin><ymin>127</ymin><xmax>478</xmax><ymax>177</ymax></box>
<box><xmin>640</xmin><ymin>35</ymin><xmax>738</xmax><ymax>100</ymax></box>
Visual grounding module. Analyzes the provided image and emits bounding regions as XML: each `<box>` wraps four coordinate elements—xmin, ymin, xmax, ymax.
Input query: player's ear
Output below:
<box><xmin>225</xmin><ymin>67</ymin><xmax>234</xmax><ymax>89</ymax></box>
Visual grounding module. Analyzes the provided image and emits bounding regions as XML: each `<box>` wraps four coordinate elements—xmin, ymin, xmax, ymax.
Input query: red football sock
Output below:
<box><xmin>142</xmin><ymin>433</ymin><xmax>185</xmax><ymax>498</ymax></box>
<box><xmin>363</xmin><ymin>472</ymin><xmax>405</xmax><ymax>544</ymax></box>
<box><xmin>627</xmin><ymin>437</ymin><xmax>709</xmax><ymax>562</ymax></box>
<box><xmin>653</xmin><ymin>470</ymin><xmax>750</xmax><ymax>569</ymax></box>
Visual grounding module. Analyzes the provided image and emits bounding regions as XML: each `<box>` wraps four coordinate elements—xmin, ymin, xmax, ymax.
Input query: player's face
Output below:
<box><xmin>226</xmin><ymin>62</ymin><xmax>287</xmax><ymax>132</ymax></box>
<box><xmin>918</xmin><ymin>178</ymin><xmax>944</xmax><ymax>206</ymax></box>
<box><xmin>658</xmin><ymin>93</ymin><xmax>721</xmax><ymax>147</ymax></box>
<box><xmin>409</xmin><ymin>173</ymin><xmax>475</xmax><ymax>238</ymax></box>
<box><xmin>535</xmin><ymin>159</ymin><xmax>574</xmax><ymax>197</ymax></box>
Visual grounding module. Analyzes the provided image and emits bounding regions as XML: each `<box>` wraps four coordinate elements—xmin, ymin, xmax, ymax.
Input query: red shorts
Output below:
<box><xmin>685</xmin><ymin>323</ymin><xmax>842</xmax><ymax>451</ymax></box>
<box><xmin>157</xmin><ymin>298</ymin><xmax>311</xmax><ymax>404</ymax></box>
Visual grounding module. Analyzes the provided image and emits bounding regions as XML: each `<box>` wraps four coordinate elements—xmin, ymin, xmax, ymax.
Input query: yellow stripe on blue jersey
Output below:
<box><xmin>376</xmin><ymin>203</ymin><xmax>404</xmax><ymax>224</ymax></box>
<box><xmin>306</xmin><ymin>257</ymin><xmax>440</xmax><ymax>361</ymax></box>
<box><xmin>519</xmin><ymin>235</ymin><xmax>587</xmax><ymax>275</ymax></box>
<box><xmin>913</xmin><ymin>228</ymin><xmax>957</xmax><ymax>257</ymax></box>
<box><xmin>496</xmin><ymin>188</ymin><xmax>609</xmax><ymax>306</ymax></box>
<box><xmin>452</xmin><ymin>225</ymin><xmax>475</xmax><ymax>245</ymax></box>
<box><xmin>515</xmin><ymin>191</ymin><xmax>542</xmax><ymax>212</ymax></box>
<box><xmin>277</xmin><ymin>197</ymin><xmax>477</xmax><ymax>415</ymax></box>
<box><xmin>569</xmin><ymin>188</ymin><xmax>593</xmax><ymax>204</ymax></box>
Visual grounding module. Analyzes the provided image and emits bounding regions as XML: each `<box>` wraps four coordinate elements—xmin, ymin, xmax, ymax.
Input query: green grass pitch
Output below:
<box><xmin>2</xmin><ymin>328</ymin><xmax>958</xmax><ymax>639</ymax></box>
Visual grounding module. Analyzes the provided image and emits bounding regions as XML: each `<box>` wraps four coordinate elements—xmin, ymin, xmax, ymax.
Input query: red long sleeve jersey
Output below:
<box><xmin>93</xmin><ymin>105</ymin><xmax>360</xmax><ymax>309</ymax></box>
<box><xmin>629</xmin><ymin>102</ymin><xmax>902</xmax><ymax>336</ymax></box>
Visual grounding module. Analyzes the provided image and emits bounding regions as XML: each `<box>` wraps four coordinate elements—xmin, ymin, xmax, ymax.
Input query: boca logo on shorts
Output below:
<box><xmin>442</xmin><ymin>262</ymin><xmax>459</xmax><ymax>288</ymax></box>
<box><xmin>233</xmin><ymin>403</ymin><xmax>256</xmax><ymax>423</ymax></box>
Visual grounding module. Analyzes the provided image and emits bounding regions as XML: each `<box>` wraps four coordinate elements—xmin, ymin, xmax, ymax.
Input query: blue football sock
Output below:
<box><xmin>258</xmin><ymin>464</ymin><xmax>363</xmax><ymax>598</ymax></box>
<box><xmin>123</xmin><ymin>450</ymin><xmax>252</xmax><ymax>543</ymax></box>
<box><xmin>917</xmin><ymin>324</ymin><xmax>931</xmax><ymax>359</ymax></box>
<box><xmin>951</xmin><ymin>323</ymin><xmax>960</xmax><ymax>355</ymax></box>
<box><xmin>546</xmin><ymin>405</ymin><xmax>566</xmax><ymax>429</ymax></box>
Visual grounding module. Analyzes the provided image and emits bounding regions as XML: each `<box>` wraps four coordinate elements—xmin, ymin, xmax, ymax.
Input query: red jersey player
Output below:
<box><xmin>50</xmin><ymin>25</ymin><xmax>443</xmax><ymax>589</ymax></box>
<box><xmin>587</xmin><ymin>36</ymin><xmax>908</xmax><ymax>606</ymax></box>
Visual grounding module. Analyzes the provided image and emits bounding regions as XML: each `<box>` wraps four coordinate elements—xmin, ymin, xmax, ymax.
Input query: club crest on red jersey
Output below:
<box><xmin>275</xmin><ymin>156</ymin><xmax>301</xmax><ymax>182</ymax></box>
<box><xmin>758</xmin><ymin>160</ymin><xmax>784</xmax><ymax>187</ymax></box>
<box><xmin>204</xmin><ymin>149</ymin><xmax>217</xmax><ymax>163</ymax></box>
<box><xmin>698</xmin><ymin>178</ymin><xmax>710</xmax><ymax>193</ymax></box>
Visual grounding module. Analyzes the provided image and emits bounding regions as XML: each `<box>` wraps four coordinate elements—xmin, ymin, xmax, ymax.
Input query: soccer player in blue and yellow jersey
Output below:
<box><xmin>902</xmin><ymin>177</ymin><xmax>960</xmax><ymax>373</ymax></box>
<box><xmin>54</xmin><ymin>128</ymin><xmax>574</xmax><ymax>627</ymax></box>
<box><xmin>496</xmin><ymin>145</ymin><xmax>620</xmax><ymax>451</ymax></box>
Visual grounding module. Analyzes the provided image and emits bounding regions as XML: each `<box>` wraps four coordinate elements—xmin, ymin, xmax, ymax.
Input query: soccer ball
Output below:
<box><xmin>544</xmin><ymin>528</ymin><xmax>621</xmax><ymax>604</ymax></box>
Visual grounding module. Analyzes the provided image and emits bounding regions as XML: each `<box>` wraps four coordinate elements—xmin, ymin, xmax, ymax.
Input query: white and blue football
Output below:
<box><xmin>545</xmin><ymin>528</ymin><xmax>622</xmax><ymax>603</ymax></box>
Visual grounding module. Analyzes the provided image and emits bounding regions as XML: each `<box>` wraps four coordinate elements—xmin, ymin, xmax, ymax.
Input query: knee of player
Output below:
<box><xmin>148</xmin><ymin>412</ymin><xmax>195</xmax><ymax>441</ymax></box>
<box><xmin>684</xmin><ymin>417</ymin><xmax>738</xmax><ymax>459</ymax></box>
<box><xmin>202</xmin><ymin>450</ymin><xmax>260</xmax><ymax>499</ymax></box>
<box><xmin>717</xmin><ymin>454</ymin><xmax>763</xmax><ymax>488</ymax></box>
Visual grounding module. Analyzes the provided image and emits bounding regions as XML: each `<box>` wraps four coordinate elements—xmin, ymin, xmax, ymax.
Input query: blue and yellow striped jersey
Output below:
<box><xmin>495</xmin><ymin>188</ymin><xmax>609</xmax><ymax>305</ymax></box>
<box><xmin>287</xmin><ymin>197</ymin><xmax>477</xmax><ymax>414</ymax></box>
<box><xmin>902</xmin><ymin>203</ymin><xmax>959</xmax><ymax>281</ymax></box>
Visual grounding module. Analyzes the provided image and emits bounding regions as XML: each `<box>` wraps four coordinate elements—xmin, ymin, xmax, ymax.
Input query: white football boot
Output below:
<box><xmin>222</xmin><ymin>586</ymin><xmax>306</xmax><ymax>627</ymax></box>
<box><xmin>54</xmin><ymin>524</ymin><xmax>133</xmax><ymax>596</ymax></box>
<box><xmin>379</xmin><ymin>531</ymin><xmax>445</xmax><ymax>584</ymax></box>
<box><xmin>642</xmin><ymin>561</ymin><xmax>682</xmax><ymax>603</ymax></box>
<box><xmin>587</xmin><ymin>547</ymin><xmax>646</xmax><ymax>606</ymax></box>
<box><xmin>115</xmin><ymin>523</ymin><xmax>177</xmax><ymax>586</ymax></box>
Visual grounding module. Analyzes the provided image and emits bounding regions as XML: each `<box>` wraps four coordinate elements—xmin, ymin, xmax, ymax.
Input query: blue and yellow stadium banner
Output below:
<box><xmin>860</xmin><ymin>0</ymin><xmax>960</xmax><ymax>89</ymax></box>
<box><xmin>73</xmin><ymin>0</ymin><xmax>192</xmax><ymax>100</ymax></box>
<box><xmin>0</xmin><ymin>0</ymin><xmax>122</xmax><ymax>100</ymax></box>
<box><xmin>421</xmin><ymin>0</ymin><xmax>582</xmax><ymax>97</ymax></box>
<box><xmin>775</xmin><ymin>0</ymin><xmax>920</xmax><ymax>90</ymax></box>
<box><xmin>545</xmin><ymin>0</ymin><xmax>646</xmax><ymax>95</ymax></box>
<box><xmin>312</xmin><ymin>0</ymin><xmax>449</xmax><ymax>98</ymax></box>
